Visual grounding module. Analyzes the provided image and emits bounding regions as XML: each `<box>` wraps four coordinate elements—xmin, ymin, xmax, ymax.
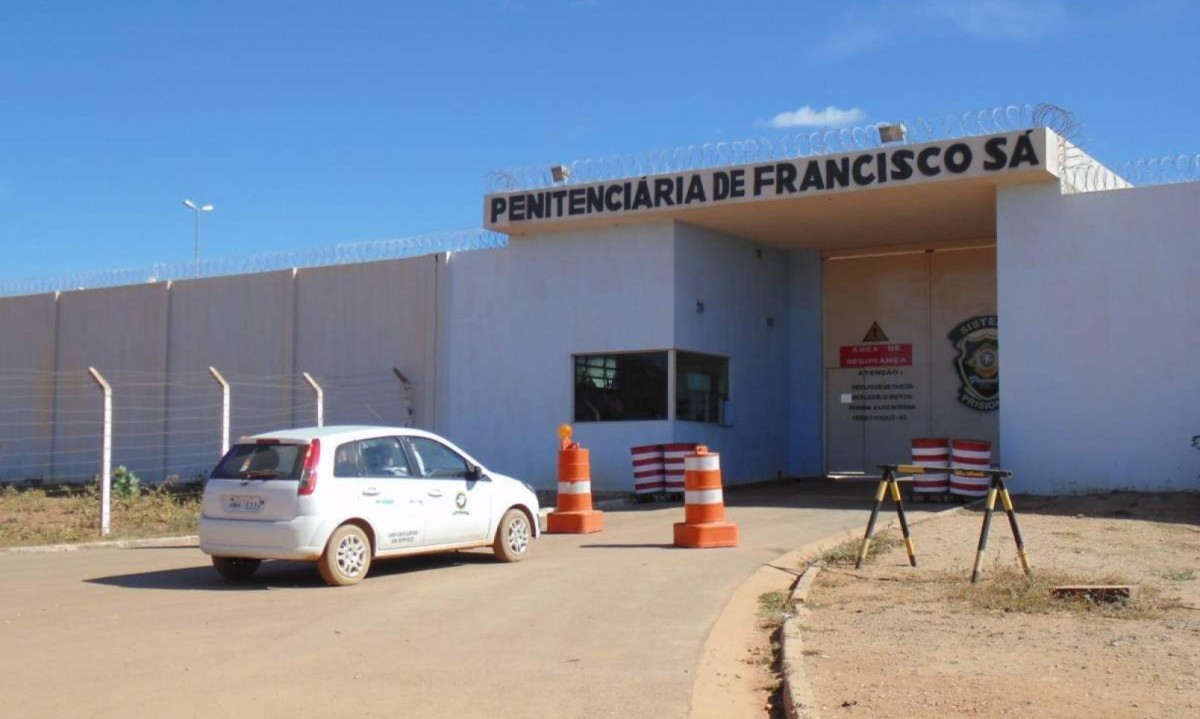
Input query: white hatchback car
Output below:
<box><xmin>199</xmin><ymin>425</ymin><xmax>540</xmax><ymax>586</ymax></box>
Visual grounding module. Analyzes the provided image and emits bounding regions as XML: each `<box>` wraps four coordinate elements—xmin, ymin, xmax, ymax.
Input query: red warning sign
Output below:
<box><xmin>839</xmin><ymin>344</ymin><xmax>913</xmax><ymax>368</ymax></box>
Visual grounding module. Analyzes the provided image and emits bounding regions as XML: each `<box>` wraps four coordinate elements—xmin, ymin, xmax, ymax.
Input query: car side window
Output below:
<box><xmin>333</xmin><ymin>442</ymin><xmax>361</xmax><ymax>478</ymax></box>
<box><xmin>407</xmin><ymin>437</ymin><xmax>469</xmax><ymax>479</ymax></box>
<box><xmin>359</xmin><ymin>437</ymin><xmax>412</xmax><ymax>478</ymax></box>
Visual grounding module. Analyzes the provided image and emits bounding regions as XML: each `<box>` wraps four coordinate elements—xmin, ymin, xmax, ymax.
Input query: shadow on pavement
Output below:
<box><xmin>85</xmin><ymin>550</ymin><xmax>499</xmax><ymax>591</ymax></box>
<box><xmin>577</xmin><ymin>543</ymin><xmax>677</xmax><ymax>550</ymax></box>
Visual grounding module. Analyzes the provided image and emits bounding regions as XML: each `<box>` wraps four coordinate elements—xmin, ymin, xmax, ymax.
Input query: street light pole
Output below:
<box><xmin>182</xmin><ymin>199</ymin><xmax>214</xmax><ymax>276</ymax></box>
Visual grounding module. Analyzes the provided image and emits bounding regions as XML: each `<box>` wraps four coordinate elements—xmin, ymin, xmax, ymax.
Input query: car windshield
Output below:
<box><xmin>211</xmin><ymin>443</ymin><xmax>305</xmax><ymax>479</ymax></box>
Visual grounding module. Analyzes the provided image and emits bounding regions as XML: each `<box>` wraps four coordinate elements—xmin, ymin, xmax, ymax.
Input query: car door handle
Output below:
<box><xmin>362</xmin><ymin>488</ymin><xmax>380</xmax><ymax>497</ymax></box>
<box><xmin>427</xmin><ymin>489</ymin><xmax>443</xmax><ymax>498</ymax></box>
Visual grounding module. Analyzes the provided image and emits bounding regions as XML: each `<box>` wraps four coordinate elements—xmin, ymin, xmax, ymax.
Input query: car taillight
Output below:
<box><xmin>298</xmin><ymin>439</ymin><xmax>321</xmax><ymax>496</ymax></box>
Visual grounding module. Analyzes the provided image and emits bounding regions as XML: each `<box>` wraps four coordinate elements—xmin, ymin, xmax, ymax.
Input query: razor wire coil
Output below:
<box><xmin>0</xmin><ymin>229</ymin><xmax>508</xmax><ymax>299</ymax></box>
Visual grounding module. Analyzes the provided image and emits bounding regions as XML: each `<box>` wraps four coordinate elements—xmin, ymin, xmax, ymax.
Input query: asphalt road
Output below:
<box><xmin>0</xmin><ymin>481</ymin><xmax>934</xmax><ymax>719</ymax></box>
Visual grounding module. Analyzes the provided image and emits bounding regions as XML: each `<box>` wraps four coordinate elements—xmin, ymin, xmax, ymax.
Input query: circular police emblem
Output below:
<box><xmin>948</xmin><ymin>315</ymin><xmax>998</xmax><ymax>412</ymax></box>
<box><xmin>455</xmin><ymin>492</ymin><xmax>468</xmax><ymax>510</ymax></box>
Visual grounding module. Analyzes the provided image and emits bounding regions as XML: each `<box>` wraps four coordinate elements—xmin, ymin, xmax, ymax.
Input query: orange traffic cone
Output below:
<box><xmin>547</xmin><ymin>425</ymin><xmax>604</xmax><ymax>534</ymax></box>
<box><xmin>673</xmin><ymin>446</ymin><xmax>738</xmax><ymax>548</ymax></box>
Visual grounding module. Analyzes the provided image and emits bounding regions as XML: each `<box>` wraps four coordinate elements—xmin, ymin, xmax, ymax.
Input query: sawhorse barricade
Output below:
<box><xmin>857</xmin><ymin>464</ymin><xmax>1034</xmax><ymax>584</ymax></box>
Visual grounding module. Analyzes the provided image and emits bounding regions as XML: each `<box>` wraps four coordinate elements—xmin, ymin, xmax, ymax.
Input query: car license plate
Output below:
<box><xmin>224</xmin><ymin>495</ymin><xmax>264</xmax><ymax>513</ymax></box>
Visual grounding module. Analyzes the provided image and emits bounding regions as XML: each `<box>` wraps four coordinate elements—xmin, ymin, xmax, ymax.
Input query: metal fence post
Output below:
<box><xmin>302</xmin><ymin>372</ymin><xmax>323</xmax><ymax>427</ymax></box>
<box><xmin>88</xmin><ymin>367</ymin><xmax>112</xmax><ymax>537</ymax></box>
<box><xmin>209</xmin><ymin>366</ymin><xmax>230</xmax><ymax>455</ymax></box>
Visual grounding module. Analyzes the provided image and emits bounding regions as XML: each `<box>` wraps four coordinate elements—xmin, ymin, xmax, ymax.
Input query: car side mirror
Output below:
<box><xmin>467</xmin><ymin>465</ymin><xmax>485</xmax><ymax>481</ymax></box>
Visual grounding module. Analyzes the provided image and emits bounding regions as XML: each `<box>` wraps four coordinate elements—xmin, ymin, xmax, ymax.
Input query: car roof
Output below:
<box><xmin>238</xmin><ymin>425</ymin><xmax>437</xmax><ymax>444</ymax></box>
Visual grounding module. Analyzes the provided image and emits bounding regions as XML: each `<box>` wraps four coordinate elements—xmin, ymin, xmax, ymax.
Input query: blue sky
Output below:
<box><xmin>1</xmin><ymin>0</ymin><xmax>1197</xmax><ymax>282</ymax></box>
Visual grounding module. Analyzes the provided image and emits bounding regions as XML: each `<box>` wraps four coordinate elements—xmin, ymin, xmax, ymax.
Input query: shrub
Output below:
<box><xmin>112</xmin><ymin>466</ymin><xmax>141</xmax><ymax>499</ymax></box>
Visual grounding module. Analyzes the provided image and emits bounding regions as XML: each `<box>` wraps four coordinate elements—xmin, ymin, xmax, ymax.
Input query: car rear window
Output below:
<box><xmin>211</xmin><ymin>443</ymin><xmax>305</xmax><ymax>480</ymax></box>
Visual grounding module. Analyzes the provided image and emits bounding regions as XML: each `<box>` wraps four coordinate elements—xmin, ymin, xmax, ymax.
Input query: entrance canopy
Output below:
<box><xmin>484</xmin><ymin>128</ymin><xmax>1067</xmax><ymax>252</ymax></box>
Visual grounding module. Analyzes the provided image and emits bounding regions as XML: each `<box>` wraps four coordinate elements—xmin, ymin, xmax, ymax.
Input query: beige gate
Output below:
<box><xmin>823</xmin><ymin>246</ymin><xmax>998</xmax><ymax>474</ymax></box>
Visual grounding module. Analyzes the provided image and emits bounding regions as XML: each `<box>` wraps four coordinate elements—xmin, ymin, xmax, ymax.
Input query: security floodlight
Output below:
<box><xmin>182</xmin><ymin>199</ymin><xmax>215</xmax><ymax>275</ymax></box>
<box><xmin>878</xmin><ymin>123</ymin><xmax>907</xmax><ymax>144</ymax></box>
<box><xmin>551</xmin><ymin>165</ymin><xmax>570</xmax><ymax>183</ymax></box>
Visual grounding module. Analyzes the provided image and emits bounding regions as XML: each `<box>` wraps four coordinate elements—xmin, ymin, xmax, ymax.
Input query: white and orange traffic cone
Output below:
<box><xmin>547</xmin><ymin>424</ymin><xmax>604</xmax><ymax>534</ymax></box>
<box><xmin>672</xmin><ymin>446</ymin><xmax>738</xmax><ymax>548</ymax></box>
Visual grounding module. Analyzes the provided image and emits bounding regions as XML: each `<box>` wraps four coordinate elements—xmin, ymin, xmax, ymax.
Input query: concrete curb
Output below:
<box><xmin>778</xmin><ymin>498</ymin><xmax>981</xmax><ymax>719</ymax></box>
<box><xmin>3</xmin><ymin>535</ymin><xmax>198</xmax><ymax>554</ymax></box>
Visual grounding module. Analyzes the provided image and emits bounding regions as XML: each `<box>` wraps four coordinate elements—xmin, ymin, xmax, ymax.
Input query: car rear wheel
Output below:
<box><xmin>212</xmin><ymin>556</ymin><xmax>262</xmax><ymax>581</ymax></box>
<box><xmin>492</xmin><ymin>508</ymin><xmax>531</xmax><ymax>562</ymax></box>
<box><xmin>319</xmin><ymin>524</ymin><xmax>372</xmax><ymax>586</ymax></box>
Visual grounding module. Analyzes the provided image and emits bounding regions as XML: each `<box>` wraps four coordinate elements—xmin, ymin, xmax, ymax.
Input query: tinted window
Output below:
<box><xmin>676</xmin><ymin>351</ymin><xmax>729</xmax><ymax>424</ymax></box>
<box><xmin>359</xmin><ymin>437</ymin><xmax>412</xmax><ymax>478</ymax></box>
<box><xmin>211</xmin><ymin>443</ymin><xmax>304</xmax><ymax>479</ymax></box>
<box><xmin>573</xmin><ymin>352</ymin><xmax>668</xmax><ymax>422</ymax></box>
<box><xmin>333</xmin><ymin>442</ymin><xmax>361</xmax><ymax>477</ymax></box>
<box><xmin>408</xmin><ymin>437</ymin><xmax>469</xmax><ymax>479</ymax></box>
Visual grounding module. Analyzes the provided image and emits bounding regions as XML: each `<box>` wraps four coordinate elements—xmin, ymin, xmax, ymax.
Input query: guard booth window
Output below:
<box><xmin>574</xmin><ymin>352</ymin><xmax>668</xmax><ymax>422</ymax></box>
<box><xmin>676</xmin><ymin>351</ymin><xmax>729</xmax><ymax>423</ymax></box>
<box><xmin>573</xmin><ymin>350</ymin><xmax>729</xmax><ymax>424</ymax></box>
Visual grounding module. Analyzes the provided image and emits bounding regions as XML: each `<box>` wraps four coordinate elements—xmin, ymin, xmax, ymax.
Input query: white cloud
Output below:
<box><xmin>813</xmin><ymin>0</ymin><xmax>1066</xmax><ymax>59</ymax></box>
<box><xmin>766</xmin><ymin>105</ymin><xmax>867</xmax><ymax>129</ymax></box>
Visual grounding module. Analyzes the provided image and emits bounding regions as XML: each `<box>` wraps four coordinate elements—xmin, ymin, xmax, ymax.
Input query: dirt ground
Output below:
<box><xmin>794</xmin><ymin>491</ymin><xmax>1200</xmax><ymax>718</ymax></box>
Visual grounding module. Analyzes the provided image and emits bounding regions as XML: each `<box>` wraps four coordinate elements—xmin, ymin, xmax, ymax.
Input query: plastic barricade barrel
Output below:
<box><xmin>662</xmin><ymin>442</ymin><xmax>698</xmax><ymax>499</ymax></box>
<box><xmin>547</xmin><ymin>441</ymin><xmax>604</xmax><ymax>533</ymax></box>
<box><xmin>949</xmin><ymin>439</ymin><xmax>993</xmax><ymax>498</ymax></box>
<box><xmin>672</xmin><ymin>446</ymin><xmax>738</xmax><ymax>548</ymax></box>
<box><xmin>910</xmin><ymin>438</ymin><xmax>950</xmax><ymax>494</ymax></box>
<box><xmin>630</xmin><ymin>444</ymin><xmax>665</xmax><ymax>498</ymax></box>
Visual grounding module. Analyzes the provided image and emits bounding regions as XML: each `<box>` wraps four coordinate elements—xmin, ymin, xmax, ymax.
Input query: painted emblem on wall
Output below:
<box><xmin>948</xmin><ymin>315</ymin><xmax>998</xmax><ymax>412</ymax></box>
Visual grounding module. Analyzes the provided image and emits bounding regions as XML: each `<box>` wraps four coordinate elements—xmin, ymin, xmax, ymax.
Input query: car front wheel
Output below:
<box><xmin>318</xmin><ymin>524</ymin><xmax>372</xmax><ymax>586</ymax></box>
<box><xmin>212</xmin><ymin>556</ymin><xmax>261</xmax><ymax>581</ymax></box>
<box><xmin>492</xmin><ymin>508</ymin><xmax>531</xmax><ymax>562</ymax></box>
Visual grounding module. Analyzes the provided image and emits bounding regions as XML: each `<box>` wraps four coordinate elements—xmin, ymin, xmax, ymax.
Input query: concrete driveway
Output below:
<box><xmin>0</xmin><ymin>481</ymin><xmax>932</xmax><ymax>718</ymax></box>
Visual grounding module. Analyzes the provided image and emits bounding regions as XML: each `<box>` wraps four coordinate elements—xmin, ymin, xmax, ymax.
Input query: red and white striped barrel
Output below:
<box><xmin>630</xmin><ymin>444</ymin><xmax>665</xmax><ymax>496</ymax></box>
<box><xmin>662</xmin><ymin>442</ymin><xmax>698</xmax><ymax>495</ymax></box>
<box><xmin>910</xmin><ymin>438</ymin><xmax>950</xmax><ymax>494</ymax></box>
<box><xmin>949</xmin><ymin>439</ymin><xmax>993</xmax><ymax>497</ymax></box>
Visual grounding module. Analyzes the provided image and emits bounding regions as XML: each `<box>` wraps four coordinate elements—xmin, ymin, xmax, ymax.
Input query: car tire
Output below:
<box><xmin>492</xmin><ymin>508</ymin><xmax>531</xmax><ymax>563</ymax></box>
<box><xmin>212</xmin><ymin>556</ymin><xmax>261</xmax><ymax>581</ymax></box>
<box><xmin>318</xmin><ymin>524</ymin><xmax>372</xmax><ymax>586</ymax></box>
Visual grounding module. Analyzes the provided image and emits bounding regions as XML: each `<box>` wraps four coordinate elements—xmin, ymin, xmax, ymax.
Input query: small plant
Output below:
<box><xmin>818</xmin><ymin>531</ymin><xmax>901</xmax><ymax>566</ymax></box>
<box><xmin>758</xmin><ymin>590</ymin><xmax>793</xmax><ymax>630</ymax></box>
<box><xmin>111</xmin><ymin>466</ymin><xmax>141</xmax><ymax>499</ymax></box>
<box><xmin>1163</xmin><ymin>569</ymin><xmax>1196</xmax><ymax>582</ymax></box>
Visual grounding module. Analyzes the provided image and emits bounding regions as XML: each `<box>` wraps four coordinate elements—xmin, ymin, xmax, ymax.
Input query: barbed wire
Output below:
<box><xmin>486</xmin><ymin>103</ymin><xmax>1044</xmax><ymax>192</ymax></box>
<box><xmin>0</xmin><ymin>228</ymin><xmax>508</xmax><ymax>299</ymax></box>
<box><xmin>1063</xmin><ymin>153</ymin><xmax>1200</xmax><ymax>193</ymax></box>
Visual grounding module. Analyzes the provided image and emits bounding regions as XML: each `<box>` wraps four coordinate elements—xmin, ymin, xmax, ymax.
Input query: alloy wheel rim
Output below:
<box><xmin>337</xmin><ymin>534</ymin><xmax>366</xmax><ymax>576</ymax></box>
<box><xmin>507</xmin><ymin>517</ymin><xmax>529</xmax><ymax>554</ymax></box>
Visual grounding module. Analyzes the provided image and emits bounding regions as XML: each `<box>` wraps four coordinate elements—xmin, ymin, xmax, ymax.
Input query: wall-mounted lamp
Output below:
<box><xmin>877</xmin><ymin>123</ymin><xmax>906</xmax><ymax>144</ymax></box>
<box><xmin>551</xmin><ymin>165</ymin><xmax>571</xmax><ymax>183</ymax></box>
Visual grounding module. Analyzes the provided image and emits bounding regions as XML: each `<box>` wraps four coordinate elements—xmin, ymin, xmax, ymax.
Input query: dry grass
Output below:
<box><xmin>0</xmin><ymin>484</ymin><xmax>200</xmax><ymax>547</ymax></box>
<box><xmin>817</xmin><ymin>529</ymin><xmax>901</xmax><ymax>566</ymax></box>
<box><xmin>948</xmin><ymin>565</ymin><xmax>1163</xmax><ymax>618</ymax></box>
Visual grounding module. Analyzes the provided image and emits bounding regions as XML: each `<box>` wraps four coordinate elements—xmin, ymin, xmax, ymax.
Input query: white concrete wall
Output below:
<box><xmin>166</xmin><ymin>271</ymin><xmax>297</xmax><ymax>478</ymax></box>
<box><xmin>998</xmin><ymin>181</ymin><xmax>1200</xmax><ymax>493</ymax></box>
<box><xmin>672</xmin><ymin>223</ymin><xmax>791</xmax><ymax>483</ymax></box>
<box><xmin>440</xmin><ymin>223</ymin><xmax>677</xmax><ymax>490</ymax></box>
<box><xmin>787</xmin><ymin>251</ymin><xmax>824</xmax><ymax>476</ymax></box>
<box><xmin>295</xmin><ymin>258</ymin><xmax>438</xmax><ymax>429</ymax></box>
<box><xmin>54</xmin><ymin>284</ymin><xmax>170</xmax><ymax>481</ymax></box>
<box><xmin>0</xmin><ymin>257</ymin><xmax>440</xmax><ymax>484</ymax></box>
<box><xmin>0</xmin><ymin>294</ymin><xmax>57</xmax><ymax>480</ymax></box>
